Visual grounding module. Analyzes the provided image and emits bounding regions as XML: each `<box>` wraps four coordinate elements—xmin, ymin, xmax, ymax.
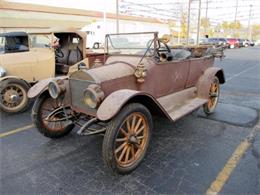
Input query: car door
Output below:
<box><xmin>1</xmin><ymin>35</ymin><xmax>36</xmax><ymax>82</ymax></box>
<box><xmin>142</xmin><ymin>41</ymin><xmax>190</xmax><ymax>98</ymax></box>
<box><xmin>29</xmin><ymin>33</ymin><xmax>55</xmax><ymax>81</ymax></box>
<box><xmin>185</xmin><ymin>56</ymin><xmax>214</xmax><ymax>88</ymax></box>
<box><xmin>1</xmin><ymin>51</ymin><xmax>36</xmax><ymax>82</ymax></box>
<box><xmin>152</xmin><ymin>59</ymin><xmax>190</xmax><ymax>97</ymax></box>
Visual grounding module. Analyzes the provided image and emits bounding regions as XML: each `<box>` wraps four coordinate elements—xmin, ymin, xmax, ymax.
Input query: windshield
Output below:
<box><xmin>29</xmin><ymin>34</ymin><xmax>52</xmax><ymax>48</ymax></box>
<box><xmin>106</xmin><ymin>33</ymin><xmax>155</xmax><ymax>55</ymax></box>
<box><xmin>0</xmin><ymin>37</ymin><xmax>5</xmax><ymax>53</ymax></box>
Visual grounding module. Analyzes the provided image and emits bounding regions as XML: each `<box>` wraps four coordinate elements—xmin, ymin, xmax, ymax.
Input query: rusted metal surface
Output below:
<box><xmin>196</xmin><ymin>67</ymin><xmax>224</xmax><ymax>99</ymax></box>
<box><xmin>185</xmin><ymin>57</ymin><xmax>214</xmax><ymax>88</ymax></box>
<box><xmin>27</xmin><ymin>76</ymin><xmax>67</xmax><ymax>98</ymax></box>
<box><xmin>97</xmin><ymin>89</ymin><xmax>170</xmax><ymax>121</ymax></box>
<box><xmin>87</xmin><ymin>61</ymin><xmax>135</xmax><ymax>83</ymax></box>
<box><xmin>32</xmin><ymin>32</ymin><xmax>225</xmax><ymax>123</ymax></box>
<box><xmin>86</xmin><ymin>52</ymin><xmax>108</xmax><ymax>67</ymax></box>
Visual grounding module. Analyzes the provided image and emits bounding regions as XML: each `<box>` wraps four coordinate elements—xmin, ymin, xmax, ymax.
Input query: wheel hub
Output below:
<box><xmin>128</xmin><ymin>135</ymin><xmax>138</xmax><ymax>144</ymax></box>
<box><xmin>3</xmin><ymin>89</ymin><xmax>20</xmax><ymax>104</ymax></box>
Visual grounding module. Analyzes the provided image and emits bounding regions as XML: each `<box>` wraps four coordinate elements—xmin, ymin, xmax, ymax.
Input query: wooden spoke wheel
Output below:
<box><xmin>115</xmin><ymin>112</ymin><xmax>149</xmax><ymax>167</ymax></box>
<box><xmin>0</xmin><ymin>79</ymin><xmax>30</xmax><ymax>113</ymax></box>
<box><xmin>102</xmin><ymin>103</ymin><xmax>152</xmax><ymax>174</ymax></box>
<box><xmin>32</xmin><ymin>92</ymin><xmax>75</xmax><ymax>138</ymax></box>
<box><xmin>40</xmin><ymin>96</ymin><xmax>69</xmax><ymax>132</ymax></box>
<box><xmin>203</xmin><ymin>76</ymin><xmax>220</xmax><ymax>114</ymax></box>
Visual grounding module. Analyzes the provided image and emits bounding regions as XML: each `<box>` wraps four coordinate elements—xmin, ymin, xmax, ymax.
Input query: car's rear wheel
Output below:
<box><xmin>203</xmin><ymin>76</ymin><xmax>220</xmax><ymax>114</ymax></box>
<box><xmin>102</xmin><ymin>103</ymin><xmax>152</xmax><ymax>174</ymax></box>
<box><xmin>32</xmin><ymin>92</ymin><xmax>75</xmax><ymax>138</ymax></box>
<box><xmin>0</xmin><ymin>79</ymin><xmax>30</xmax><ymax>113</ymax></box>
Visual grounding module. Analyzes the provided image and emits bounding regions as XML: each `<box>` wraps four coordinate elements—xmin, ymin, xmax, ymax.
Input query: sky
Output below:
<box><xmin>7</xmin><ymin>0</ymin><xmax>260</xmax><ymax>26</ymax></box>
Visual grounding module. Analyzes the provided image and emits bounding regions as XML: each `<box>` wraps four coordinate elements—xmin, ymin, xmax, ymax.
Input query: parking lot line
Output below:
<box><xmin>226</xmin><ymin>64</ymin><xmax>258</xmax><ymax>82</ymax></box>
<box><xmin>0</xmin><ymin>124</ymin><xmax>34</xmax><ymax>138</ymax></box>
<box><xmin>205</xmin><ymin>123</ymin><xmax>260</xmax><ymax>195</ymax></box>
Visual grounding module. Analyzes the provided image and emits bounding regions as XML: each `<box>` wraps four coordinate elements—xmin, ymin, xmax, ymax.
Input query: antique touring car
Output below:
<box><xmin>28</xmin><ymin>32</ymin><xmax>225</xmax><ymax>174</ymax></box>
<box><xmin>0</xmin><ymin>29</ymin><xmax>105</xmax><ymax>113</ymax></box>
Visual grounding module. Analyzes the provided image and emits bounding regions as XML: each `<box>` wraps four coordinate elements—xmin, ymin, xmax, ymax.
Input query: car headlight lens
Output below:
<box><xmin>0</xmin><ymin>67</ymin><xmax>6</xmax><ymax>77</ymax></box>
<box><xmin>48</xmin><ymin>81</ymin><xmax>60</xmax><ymax>99</ymax></box>
<box><xmin>48</xmin><ymin>80</ymin><xmax>66</xmax><ymax>99</ymax></box>
<box><xmin>84</xmin><ymin>89</ymin><xmax>97</xmax><ymax>108</ymax></box>
<box><xmin>83</xmin><ymin>84</ymin><xmax>104</xmax><ymax>109</ymax></box>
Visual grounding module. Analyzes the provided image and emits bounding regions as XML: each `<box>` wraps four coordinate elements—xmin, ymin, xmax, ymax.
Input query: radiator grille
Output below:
<box><xmin>69</xmin><ymin>78</ymin><xmax>96</xmax><ymax>114</ymax></box>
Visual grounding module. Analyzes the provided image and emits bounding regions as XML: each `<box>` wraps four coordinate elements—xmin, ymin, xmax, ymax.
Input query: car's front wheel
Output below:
<box><xmin>32</xmin><ymin>92</ymin><xmax>75</xmax><ymax>138</ymax></box>
<box><xmin>203</xmin><ymin>76</ymin><xmax>220</xmax><ymax>114</ymax></box>
<box><xmin>0</xmin><ymin>78</ymin><xmax>31</xmax><ymax>113</ymax></box>
<box><xmin>102</xmin><ymin>103</ymin><xmax>152</xmax><ymax>174</ymax></box>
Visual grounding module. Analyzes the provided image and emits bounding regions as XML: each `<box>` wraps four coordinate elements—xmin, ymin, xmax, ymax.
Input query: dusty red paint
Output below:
<box><xmin>30</xmin><ymin>32</ymin><xmax>225</xmax><ymax>122</ymax></box>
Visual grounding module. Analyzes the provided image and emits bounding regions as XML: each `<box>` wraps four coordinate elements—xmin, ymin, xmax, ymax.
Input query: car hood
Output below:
<box><xmin>69</xmin><ymin>62</ymin><xmax>135</xmax><ymax>83</ymax></box>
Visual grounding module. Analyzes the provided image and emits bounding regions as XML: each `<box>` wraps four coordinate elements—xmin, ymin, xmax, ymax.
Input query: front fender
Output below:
<box><xmin>0</xmin><ymin>76</ymin><xmax>30</xmax><ymax>88</ymax></box>
<box><xmin>27</xmin><ymin>76</ymin><xmax>68</xmax><ymax>98</ymax></box>
<box><xmin>96</xmin><ymin>89</ymin><xmax>169</xmax><ymax>121</ymax></box>
<box><xmin>196</xmin><ymin>67</ymin><xmax>225</xmax><ymax>99</ymax></box>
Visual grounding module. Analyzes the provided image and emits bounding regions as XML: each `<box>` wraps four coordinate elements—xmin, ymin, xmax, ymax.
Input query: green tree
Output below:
<box><xmin>201</xmin><ymin>17</ymin><xmax>210</xmax><ymax>29</ymax></box>
<box><xmin>201</xmin><ymin>17</ymin><xmax>210</xmax><ymax>36</ymax></box>
<box><xmin>229</xmin><ymin>21</ymin><xmax>241</xmax><ymax>30</ymax></box>
<box><xmin>180</xmin><ymin>12</ymin><xmax>187</xmax><ymax>38</ymax></box>
<box><xmin>168</xmin><ymin>20</ymin><xmax>177</xmax><ymax>38</ymax></box>
<box><xmin>221</xmin><ymin>21</ymin><xmax>229</xmax><ymax>31</ymax></box>
<box><xmin>252</xmin><ymin>24</ymin><xmax>260</xmax><ymax>39</ymax></box>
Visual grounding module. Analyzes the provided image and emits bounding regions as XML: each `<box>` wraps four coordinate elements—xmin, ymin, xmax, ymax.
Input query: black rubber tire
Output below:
<box><xmin>0</xmin><ymin>78</ymin><xmax>31</xmax><ymax>113</ymax></box>
<box><xmin>102</xmin><ymin>103</ymin><xmax>152</xmax><ymax>175</ymax></box>
<box><xmin>203</xmin><ymin>76</ymin><xmax>220</xmax><ymax>115</ymax></box>
<box><xmin>32</xmin><ymin>92</ymin><xmax>74</xmax><ymax>138</ymax></box>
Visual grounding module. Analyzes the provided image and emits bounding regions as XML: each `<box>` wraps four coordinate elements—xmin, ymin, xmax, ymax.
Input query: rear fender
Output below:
<box><xmin>196</xmin><ymin>67</ymin><xmax>225</xmax><ymax>99</ymax></box>
<box><xmin>27</xmin><ymin>76</ymin><xmax>68</xmax><ymax>98</ymax></box>
<box><xmin>97</xmin><ymin>89</ymin><xmax>170</xmax><ymax>121</ymax></box>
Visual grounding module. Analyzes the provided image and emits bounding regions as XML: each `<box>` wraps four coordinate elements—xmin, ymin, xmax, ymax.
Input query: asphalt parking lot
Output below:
<box><xmin>1</xmin><ymin>47</ymin><xmax>260</xmax><ymax>195</ymax></box>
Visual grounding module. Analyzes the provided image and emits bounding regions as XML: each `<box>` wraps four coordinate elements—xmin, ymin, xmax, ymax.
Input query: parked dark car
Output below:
<box><xmin>249</xmin><ymin>40</ymin><xmax>255</xmax><ymax>47</ymax></box>
<box><xmin>237</xmin><ymin>39</ymin><xmax>244</xmax><ymax>48</ymax></box>
<box><xmin>201</xmin><ymin>38</ymin><xmax>229</xmax><ymax>48</ymax></box>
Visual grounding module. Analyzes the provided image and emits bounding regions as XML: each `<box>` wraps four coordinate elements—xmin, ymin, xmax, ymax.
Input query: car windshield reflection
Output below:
<box><xmin>106</xmin><ymin>32</ymin><xmax>155</xmax><ymax>56</ymax></box>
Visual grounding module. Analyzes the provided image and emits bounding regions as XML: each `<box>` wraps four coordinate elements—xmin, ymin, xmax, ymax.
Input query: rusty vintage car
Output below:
<box><xmin>28</xmin><ymin>32</ymin><xmax>225</xmax><ymax>174</ymax></box>
<box><xmin>0</xmin><ymin>28</ymin><xmax>105</xmax><ymax>113</ymax></box>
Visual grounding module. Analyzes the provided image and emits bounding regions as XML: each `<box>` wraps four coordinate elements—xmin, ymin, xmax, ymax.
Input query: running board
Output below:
<box><xmin>167</xmin><ymin>98</ymin><xmax>207</xmax><ymax>121</ymax></box>
<box><xmin>157</xmin><ymin>87</ymin><xmax>208</xmax><ymax>122</ymax></box>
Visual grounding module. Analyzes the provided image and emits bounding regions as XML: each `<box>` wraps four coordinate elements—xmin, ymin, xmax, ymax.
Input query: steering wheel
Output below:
<box><xmin>155</xmin><ymin>40</ymin><xmax>173</xmax><ymax>61</ymax></box>
<box><xmin>156</xmin><ymin>40</ymin><xmax>171</xmax><ymax>56</ymax></box>
<box><xmin>55</xmin><ymin>47</ymin><xmax>64</xmax><ymax>59</ymax></box>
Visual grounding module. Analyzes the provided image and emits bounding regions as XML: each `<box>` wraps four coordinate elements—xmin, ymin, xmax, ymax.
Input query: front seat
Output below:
<box><xmin>56</xmin><ymin>39</ymin><xmax>83</xmax><ymax>74</ymax></box>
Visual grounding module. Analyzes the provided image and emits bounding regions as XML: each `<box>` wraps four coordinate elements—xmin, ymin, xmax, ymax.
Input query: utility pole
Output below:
<box><xmin>196</xmin><ymin>0</ymin><xmax>201</xmax><ymax>45</ymax></box>
<box><xmin>234</xmin><ymin>0</ymin><xmax>239</xmax><ymax>37</ymax></box>
<box><xmin>247</xmin><ymin>5</ymin><xmax>252</xmax><ymax>40</ymax></box>
<box><xmin>234</xmin><ymin>0</ymin><xmax>239</xmax><ymax>23</ymax></box>
<box><xmin>178</xmin><ymin>4</ymin><xmax>183</xmax><ymax>45</ymax></box>
<box><xmin>204</xmin><ymin>0</ymin><xmax>208</xmax><ymax>35</ymax></box>
<box><xmin>186</xmin><ymin>0</ymin><xmax>192</xmax><ymax>45</ymax></box>
<box><xmin>116</xmin><ymin>0</ymin><xmax>119</xmax><ymax>33</ymax></box>
<box><xmin>103</xmin><ymin>0</ymin><xmax>107</xmax><ymax>37</ymax></box>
